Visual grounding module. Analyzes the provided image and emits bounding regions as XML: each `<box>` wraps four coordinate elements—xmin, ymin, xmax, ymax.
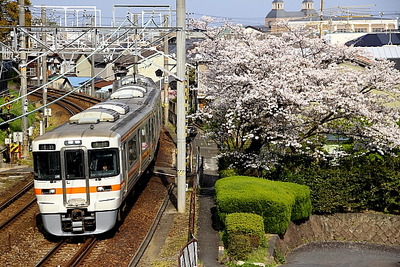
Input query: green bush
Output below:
<box><xmin>224</xmin><ymin>213</ymin><xmax>265</xmax><ymax>260</ymax></box>
<box><xmin>219</xmin><ymin>168</ymin><xmax>238</xmax><ymax>178</ymax></box>
<box><xmin>279</xmin><ymin>181</ymin><xmax>312</xmax><ymax>221</ymax></box>
<box><xmin>227</xmin><ymin>234</ymin><xmax>252</xmax><ymax>260</ymax></box>
<box><xmin>266</xmin><ymin>153</ymin><xmax>400</xmax><ymax>214</ymax></box>
<box><xmin>215</xmin><ymin>176</ymin><xmax>312</xmax><ymax>234</ymax></box>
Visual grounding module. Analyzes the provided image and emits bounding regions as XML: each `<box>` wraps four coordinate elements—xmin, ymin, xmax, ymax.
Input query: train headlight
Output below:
<box><xmin>97</xmin><ymin>186</ymin><xmax>112</xmax><ymax>192</ymax></box>
<box><xmin>42</xmin><ymin>188</ymin><xmax>56</xmax><ymax>194</ymax></box>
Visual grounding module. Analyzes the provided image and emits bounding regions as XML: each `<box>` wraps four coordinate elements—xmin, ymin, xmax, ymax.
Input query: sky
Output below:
<box><xmin>30</xmin><ymin>0</ymin><xmax>400</xmax><ymax>26</ymax></box>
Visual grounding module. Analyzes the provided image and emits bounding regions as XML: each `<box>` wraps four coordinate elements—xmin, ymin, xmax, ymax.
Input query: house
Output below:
<box><xmin>345</xmin><ymin>33</ymin><xmax>400</xmax><ymax>47</ymax></box>
<box><xmin>94</xmin><ymin>79</ymin><xmax>114</xmax><ymax>99</ymax></box>
<box><xmin>345</xmin><ymin>33</ymin><xmax>400</xmax><ymax>70</ymax></box>
<box><xmin>124</xmin><ymin>48</ymin><xmax>174</xmax><ymax>84</ymax></box>
<box><xmin>75</xmin><ymin>54</ymin><xmax>92</xmax><ymax>77</ymax></box>
<box><xmin>48</xmin><ymin>76</ymin><xmax>73</xmax><ymax>91</ymax></box>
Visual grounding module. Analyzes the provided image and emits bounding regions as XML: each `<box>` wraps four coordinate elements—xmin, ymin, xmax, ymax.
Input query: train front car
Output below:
<box><xmin>33</xmin><ymin>130</ymin><xmax>122</xmax><ymax>236</ymax></box>
<box><xmin>32</xmin><ymin>75</ymin><xmax>161</xmax><ymax>236</ymax></box>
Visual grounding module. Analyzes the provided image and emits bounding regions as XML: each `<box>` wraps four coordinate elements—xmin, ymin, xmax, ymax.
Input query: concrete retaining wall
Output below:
<box><xmin>275</xmin><ymin>213</ymin><xmax>400</xmax><ymax>256</ymax></box>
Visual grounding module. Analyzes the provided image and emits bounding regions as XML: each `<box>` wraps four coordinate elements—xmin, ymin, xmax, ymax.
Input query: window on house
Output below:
<box><xmin>27</xmin><ymin>68</ymin><xmax>36</xmax><ymax>76</ymax></box>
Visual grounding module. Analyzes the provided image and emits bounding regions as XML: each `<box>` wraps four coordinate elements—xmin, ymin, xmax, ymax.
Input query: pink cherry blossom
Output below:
<box><xmin>190</xmin><ymin>19</ymin><xmax>400</xmax><ymax>169</ymax></box>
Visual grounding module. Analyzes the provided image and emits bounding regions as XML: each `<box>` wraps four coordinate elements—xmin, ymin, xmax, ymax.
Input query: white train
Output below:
<box><xmin>32</xmin><ymin>75</ymin><xmax>162</xmax><ymax>236</ymax></box>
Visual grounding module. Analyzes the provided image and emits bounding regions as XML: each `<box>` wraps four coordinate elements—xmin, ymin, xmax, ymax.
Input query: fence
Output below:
<box><xmin>178</xmin><ymin>149</ymin><xmax>203</xmax><ymax>267</ymax></box>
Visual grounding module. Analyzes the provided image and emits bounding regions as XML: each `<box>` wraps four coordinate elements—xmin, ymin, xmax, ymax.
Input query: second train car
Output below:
<box><xmin>32</xmin><ymin>75</ymin><xmax>162</xmax><ymax>236</ymax></box>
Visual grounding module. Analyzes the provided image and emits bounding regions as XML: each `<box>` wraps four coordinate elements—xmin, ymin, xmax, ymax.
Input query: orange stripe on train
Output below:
<box><xmin>34</xmin><ymin>184</ymin><xmax>121</xmax><ymax>195</ymax></box>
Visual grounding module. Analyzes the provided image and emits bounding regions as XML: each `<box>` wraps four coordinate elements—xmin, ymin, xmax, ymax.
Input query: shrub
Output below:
<box><xmin>227</xmin><ymin>234</ymin><xmax>252</xmax><ymax>260</ymax></box>
<box><xmin>267</xmin><ymin>153</ymin><xmax>400</xmax><ymax>215</ymax></box>
<box><xmin>224</xmin><ymin>213</ymin><xmax>265</xmax><ymax>260</ymax></box>
<box><xmin>219</xmin><ymin>168</ymin><xmax>238</xmax><ymax>178</ymax></box>
<box><xmin>215</xmin><ymin>176</ymin><xmax>312</xmax><ymax>234</ymax></box>
<box><xmin>279</xmin><ymin>182</ymin><xmax>312</xmax><ymax>221</ymax></box>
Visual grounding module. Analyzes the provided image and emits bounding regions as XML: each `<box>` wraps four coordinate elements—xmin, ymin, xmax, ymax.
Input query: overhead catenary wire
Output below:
<box><xmin>0</xmin><ymin>13</ymin><xmax>177</xmax><ymax>126</ymax></box>
<box><xmin>0</xmin><ymin>18</ymin><xmax>134</xmax><ymax>124</ymax></box>
<box><xmin>0</xmin><ymin>17</ymin><xmax>132</xmax><ymax>109</ymax></box>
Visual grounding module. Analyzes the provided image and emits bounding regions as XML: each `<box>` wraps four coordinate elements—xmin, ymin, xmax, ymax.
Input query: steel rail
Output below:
<box><xmin>34</xmin><ymin>239</ymin><xmax>65</xmax><ymax>267</ymax></box>
<box><xmin>0</xmin><ymin>180</ymin><xmax>34</xmax><ymax>212</ymax></box>
<box><xmin>0</xmin><ymin>198</ymin><xmax>36</xmax><ymax>230</ymax></box>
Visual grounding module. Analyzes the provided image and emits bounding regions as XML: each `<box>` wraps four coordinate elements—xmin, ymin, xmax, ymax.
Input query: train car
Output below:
<box><xmin>32</xmin><ymin>75</ymin><xmax>162</xmax><ymax>236</ymax></box>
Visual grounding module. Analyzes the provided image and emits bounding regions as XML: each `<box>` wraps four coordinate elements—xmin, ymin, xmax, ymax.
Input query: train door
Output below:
<box><xmin>122</xmin><ymin>141</ymin><xmax>128</xmax><ymax>197</ymax></box>
<box><xmin>60</xmin><ymin>147</ymin><xmax>90</xmax><ymax>208</ymax></box>
<box><xmin>140</xmin><ymin>122</ymin><xmax>150</xmax><ymax>172</ymax></box>
<box><xmin>127</xmin><ymin>133</ymin><xmax>139</xmax><ymax>192</ymax></box>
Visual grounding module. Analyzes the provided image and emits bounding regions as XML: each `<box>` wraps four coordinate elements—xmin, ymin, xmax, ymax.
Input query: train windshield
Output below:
<box><xmin>88</xmin><ymin>148</ymin><xmax>119</xmax><ymax>178</ymax></box>
<box><xmin>33</xmin><ymin>151</ymin><xmax>61</xmax><ymax>180</ymax></box>
<box><xmin>65</xmin><ymin>150</ymin><xmax>85</xmax><ymax>180</ymax></box>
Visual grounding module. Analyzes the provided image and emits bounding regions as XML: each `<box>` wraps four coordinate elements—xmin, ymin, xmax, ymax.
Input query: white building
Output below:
<box><xmin>265</xmin><ymin>0</ymin><xmax>398</xmax><ymax>34</ymax></box>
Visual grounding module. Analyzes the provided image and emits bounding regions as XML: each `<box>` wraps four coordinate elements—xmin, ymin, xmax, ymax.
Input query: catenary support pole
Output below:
<box><xmin>19</xmin><ymin>0</ymin><xmax>28</xmax><ymax>158</ymax></box>
<box><xmin>163</xmin><ymin>14</ymin><xmax>169</xmax><ymax>126</ymax></box>
<box><xmin>176</xmin><ymin>0</ymin><xmax>186</xmax><ymax>213</ymax></box>
<box><xmin>41</xmin><ymin>6</ymin><xmax>48</xmax><ymax>129</ymax></box>
<box><xmin>319</xmin><ymin>0</ymin><xmax>324</xmax><ymax>38</ymax></box>
<box><xmin>90</xmin><ymin>17</ymin><xmax>95</xmax><ymax>96</ymax></box>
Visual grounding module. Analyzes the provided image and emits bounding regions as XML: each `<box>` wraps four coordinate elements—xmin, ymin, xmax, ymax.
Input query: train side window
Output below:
<box><xmin>128</xmin><ymin>135</ymin><xmax>138</xmax><ymax>164</ymax></box>
<box><xmin>65</xmin><ymin>150</ymin><xmax>84</xmax><ymax>180</ymax></box>
<box><xmin>141</xmin><ymin>127</ymin><xmax>148</xmax><ymax>150</ymax></box>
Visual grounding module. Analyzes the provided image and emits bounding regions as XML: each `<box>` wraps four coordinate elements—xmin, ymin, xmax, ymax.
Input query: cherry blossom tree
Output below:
<box><xmin>191</xmin><ymin>19</ymin><xmax>400</xmax><ymax>171</ymax></box>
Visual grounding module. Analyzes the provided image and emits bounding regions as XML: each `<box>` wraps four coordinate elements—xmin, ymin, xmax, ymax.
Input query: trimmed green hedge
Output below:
<box><xmin>224</xmin><ymin>213</ymin><xmax>266</xmax><ymax>260</ymax></box>
<box><xmin>267</xmin><ymin>153</ymin><xmax>400</xmax><ymax>214</ymax></box>
<box><xmin>215</xmin><ymin>176</ymin><xmax>312</xmax><ymax>234</ymax></box>
<box><xmin>283</xmin><ymin>181</ymin><xmax>313</xmax><ymax>221</ymax></box>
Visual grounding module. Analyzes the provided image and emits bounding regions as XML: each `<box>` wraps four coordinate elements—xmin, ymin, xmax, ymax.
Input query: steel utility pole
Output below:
<box><xmin>90</xmin><ymin>17</ymin><xmax>96</xmax><ymax>96</ymax></box>
<box><xmin>19</xmin><ymin>0</ymin><xmax>28</xmax><ymax>158</ymax></box>
<box><xmin>176</xmin><ymin>0</ymin><xmax>187</xmax><ymax>213</ymax></box>
<box><xmin>163</xmin><ymin>14</ymin><xmax>169</xmax><ymax>126</ymax></box>
<box><xmin>41</xmin><ymin>6</ymin><xmax>48</xmax><ymax>130</ymax></box>
<box><xmin>319</xmin><ymin>0</ymin><xmax>324</xmax><ymax>38</ymax></box>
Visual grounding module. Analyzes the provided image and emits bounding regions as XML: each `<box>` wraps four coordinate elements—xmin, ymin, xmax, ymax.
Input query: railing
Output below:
<box><xmin>179</xmin><ymin>239</ymin><xmax>198</xmax><ymax>267</ymax></box>
<box><xmin>178</xmin><ymin>148</ymin><xmax>203</xmax><ymax>267</ymax></box>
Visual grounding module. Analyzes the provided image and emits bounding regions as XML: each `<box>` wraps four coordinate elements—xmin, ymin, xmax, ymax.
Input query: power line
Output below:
<box><xmin>0</xmin><ymin>13</ymin><xmax>181</xmax><ymax>126</ymax></box>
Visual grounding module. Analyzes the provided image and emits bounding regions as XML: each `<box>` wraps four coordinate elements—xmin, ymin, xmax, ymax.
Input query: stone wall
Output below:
<box><xmin>275</xmin><ymin>213</ymin><xmax>400</xmax><ymax>256</ymax></box>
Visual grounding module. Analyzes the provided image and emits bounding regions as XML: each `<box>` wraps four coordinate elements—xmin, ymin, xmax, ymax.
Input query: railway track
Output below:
<box><xmin>35</xmin><ymin>237</ymin><xmax>98</xmax><ymax>267</ymax></box>
<box><xmin>0</xmin><ymin>119</ymin><xmax>175</xmax><ymax>267</ymax></box>
<box><xmin>0</xmin><ymin>180</ymin><xmax>33</xmax><ymax>212</ymax></box>
<box><xmin>0</xmin><ymin>171</ymin><xmax>173</xmax><ymax>266</ymax></box>
<box><xmin>28</xmin><ymin>87</ymin><xmax>101</xmax><ymax>116</ymax></box>
<box><xmin>0</xmin><ymin>197</ymin><xmax>36</xmax><ymax>231</ymax></box>
<box><xmin>0</xmin><ymin>179</ymin><xmax>37</xmax><ymax>233</ymax></box>
<box><xmin>46</xmin><ymin>88</ymin><xmax>101</xmax><ymax>107</ymax></box>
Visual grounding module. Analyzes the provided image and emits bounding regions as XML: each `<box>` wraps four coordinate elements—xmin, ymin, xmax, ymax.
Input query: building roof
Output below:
<box><xmin>266</xmin><ymin>10</ymin><xmax>307</xmax><ymax>19</ymax></box>
<box><xmin>65</xmin><ymin>76</ymin><xmax>92</xmax><ymax>87</ymax></box>
<box><xmin>345</xmin><ymin>33</ymin><xmax>400</xmax><ymax>47</ymax></box>
<box><xmin>363</xmin><ymin>46</ymin><xmax>400</xmax><ymax>59</ymax></box>
<box><xmin>94</xmin><ymin>80</ymin><xmax>114</xmax><ymax>89</ymax></box>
